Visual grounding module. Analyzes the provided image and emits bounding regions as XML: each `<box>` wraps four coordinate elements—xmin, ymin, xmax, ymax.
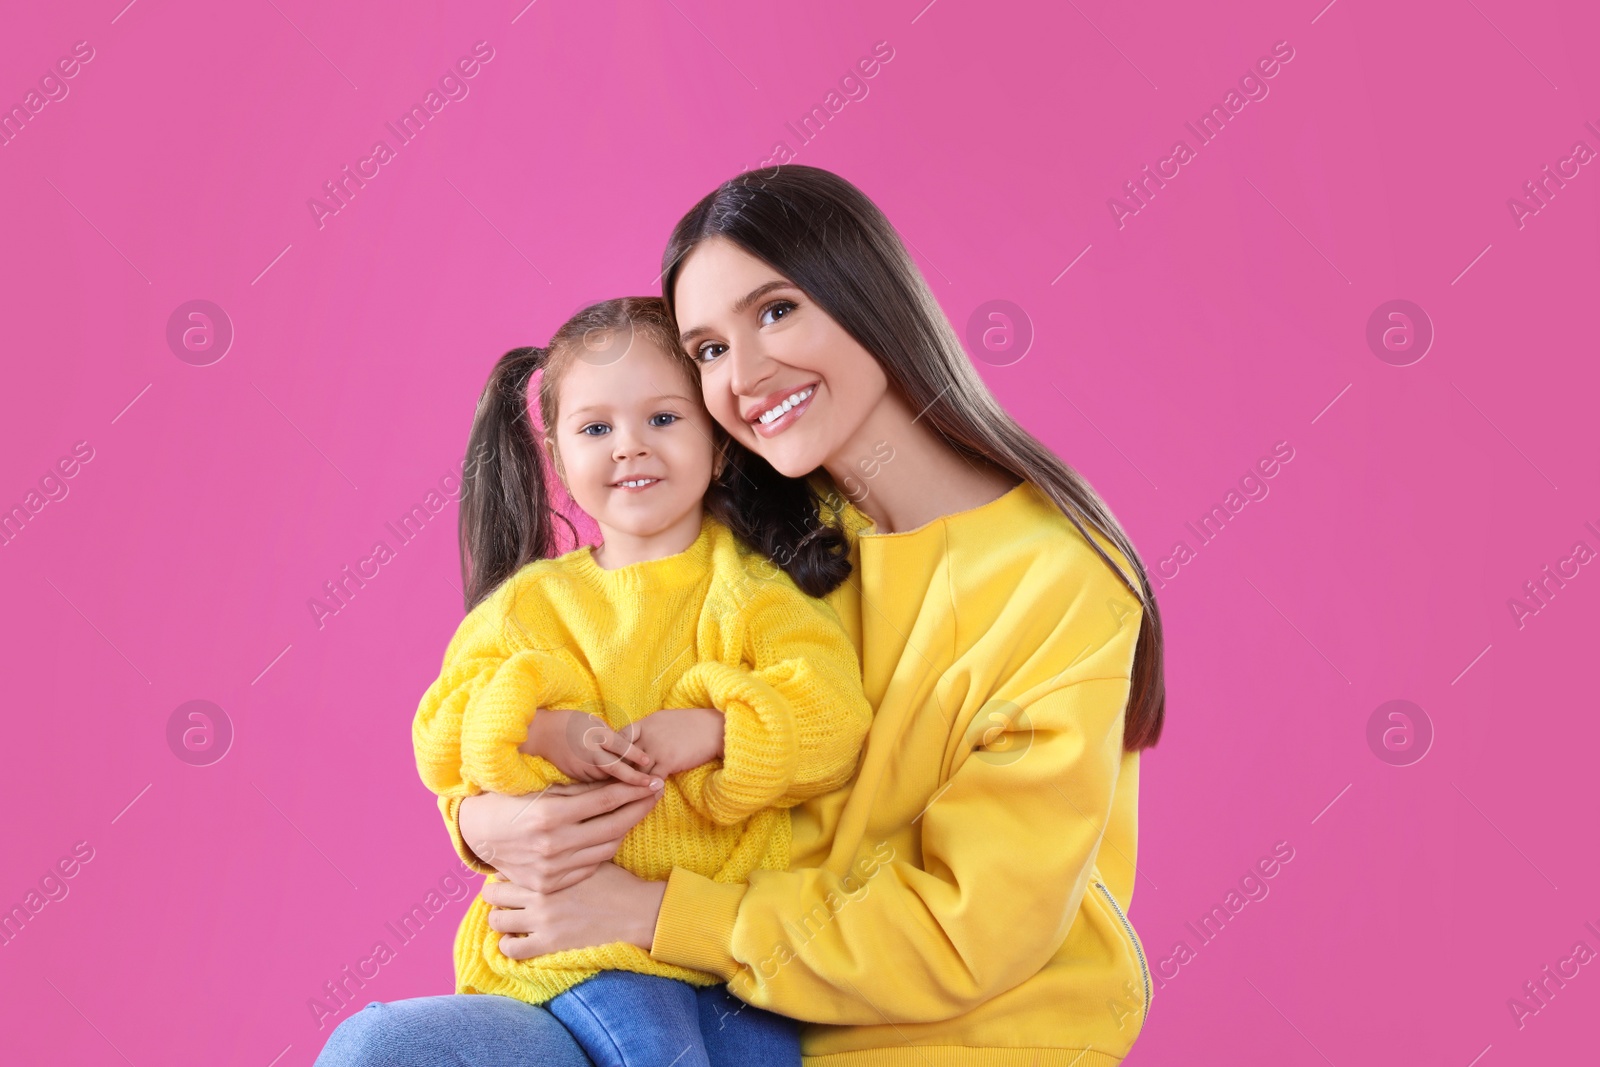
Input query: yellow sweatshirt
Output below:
<box><xmin>414</xmin><ymin>510</ymin><xmax>873</xmax><ymax>1005</ymax></box>
<box><xmin>648</xmin><ymin>478</ymin><xmax>1151</xmax><ymax>1066</ymax></box>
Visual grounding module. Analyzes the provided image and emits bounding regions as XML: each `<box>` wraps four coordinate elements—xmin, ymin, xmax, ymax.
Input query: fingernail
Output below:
<box><xmin>650</xmin><ymin>778</ymin><xmax>663</xmax><ymax>789</ymax></box>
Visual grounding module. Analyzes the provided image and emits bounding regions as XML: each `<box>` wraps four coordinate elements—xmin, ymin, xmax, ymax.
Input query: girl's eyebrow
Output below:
<box><xmin>677</xmin><ymin>280</ymin><xmax>793</xmax><ymax>347</ymax></box>
<box><xmin>566</xmin><ymin>393</ymin><xmax>696</xmax><ymax>419</ymax></box>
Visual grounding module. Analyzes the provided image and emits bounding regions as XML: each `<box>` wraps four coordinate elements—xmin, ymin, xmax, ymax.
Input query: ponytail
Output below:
<box><xmin>458</xmin><ymin>346</ymin><xmax>574</xmax><ymax>611</ymax></box>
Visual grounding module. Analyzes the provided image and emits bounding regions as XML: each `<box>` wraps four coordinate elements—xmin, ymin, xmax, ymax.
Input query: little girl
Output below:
<box><xmin>412</xmin><ymin>296</ymin><xmax>873</xmax><ymax>1067</ymax></box>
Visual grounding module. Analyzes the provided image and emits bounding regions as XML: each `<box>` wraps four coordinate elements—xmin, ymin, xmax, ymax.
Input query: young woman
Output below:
<box><xmin>317</xmin><ymin>165</ymin><xmax>1165</xmax><ymax>1066</ymax></box>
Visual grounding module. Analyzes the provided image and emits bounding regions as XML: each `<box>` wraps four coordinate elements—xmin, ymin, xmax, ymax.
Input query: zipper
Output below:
<box><xmin>1095</xmin><ymin>880</ymin><xmax>1151</xmax><ymax>1019</ymax></box>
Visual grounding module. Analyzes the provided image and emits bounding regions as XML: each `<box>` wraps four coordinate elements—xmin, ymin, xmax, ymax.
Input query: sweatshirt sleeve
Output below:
<box><xmin>651</xmin><ymin>583</ymin><xmax>1143</xmax><ymax>1025</ymax></box>
<box><xmin>666</xmin><ymin>583</ymin><xmax>872</xmax><ymax>826</ymax></box>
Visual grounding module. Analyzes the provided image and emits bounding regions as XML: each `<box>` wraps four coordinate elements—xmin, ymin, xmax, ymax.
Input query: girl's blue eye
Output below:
<box><xmin>650</xmin><ymin>413</ymin><xmax>680</xmax><ymax>427</ymax></box>
<box><xmin>580</xmin><ymin>423</ymin><xmax>609</xmax><ymax>436</ymax></box>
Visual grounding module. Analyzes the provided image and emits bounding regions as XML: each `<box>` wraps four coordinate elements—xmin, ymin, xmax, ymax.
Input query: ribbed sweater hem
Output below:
<box><xmin>803</xmin><ymin>1047</ymin><xmax>1123</xmax><ymax>1066</ymax></box>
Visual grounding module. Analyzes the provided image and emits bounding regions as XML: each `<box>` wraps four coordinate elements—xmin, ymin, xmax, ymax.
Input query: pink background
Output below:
<box><xmin>2</xmin><ymin>0</ymin><xmax>1596</xmax><ymax>1063</ymax></box>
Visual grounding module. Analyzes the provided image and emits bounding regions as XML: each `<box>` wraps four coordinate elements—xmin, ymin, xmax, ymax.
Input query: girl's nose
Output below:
<box><xmin>612</xmin><ymin>435</ymin><xmax>648</xmax><ymax>461</ymax></box>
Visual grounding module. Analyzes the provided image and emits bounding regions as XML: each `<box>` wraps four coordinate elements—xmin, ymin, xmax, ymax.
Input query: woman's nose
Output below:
<box><xmin>727</xmin><ymin>340</ymin><xmax>776</xmax><ymax>398</ymax></box>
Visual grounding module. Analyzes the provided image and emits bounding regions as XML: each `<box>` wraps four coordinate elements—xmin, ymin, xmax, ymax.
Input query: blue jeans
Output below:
<box><xmin>550</xmin><ymin>970</ymin><xmax>799</xmax><ymax>1067</ymax></box>
<box><xmin>313</xmin><ymin>974</ymin><xmax>799</xmax><ymax>1067</ymax></box>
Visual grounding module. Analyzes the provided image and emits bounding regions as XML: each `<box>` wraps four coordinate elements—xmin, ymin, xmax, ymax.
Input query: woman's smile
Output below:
<box><xmin>747</xmin><ymin>382</ymin><xmax>819</xmax><ymax>438</ymax></box>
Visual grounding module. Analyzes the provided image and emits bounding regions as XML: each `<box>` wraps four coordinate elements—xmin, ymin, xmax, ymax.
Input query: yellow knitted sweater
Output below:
<box><xmin>412</xmin><ymin>510</ymin><xmax>872</xmax><ymax>1005</ymax></box>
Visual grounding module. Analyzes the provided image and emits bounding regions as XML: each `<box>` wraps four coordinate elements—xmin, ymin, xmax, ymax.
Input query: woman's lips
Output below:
<box><xmin>751</xmin><ymin>385</ymin><xmax>817</xmax><ymax>439</ymax></box>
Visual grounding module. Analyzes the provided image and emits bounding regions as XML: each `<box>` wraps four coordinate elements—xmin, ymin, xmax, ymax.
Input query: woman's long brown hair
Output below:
<box><xmin>660</xmin><ymin>165</ymin><xmax>1166</xmax><ymax>750</ymax></box>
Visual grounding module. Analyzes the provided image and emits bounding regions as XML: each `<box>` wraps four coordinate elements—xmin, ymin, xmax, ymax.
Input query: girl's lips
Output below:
<box><xmin>611</xmin><ymin>478</ymin><xmax>662</xmax><ymax>493</ymax></box>
<box><xmin>751</xmin><ymin>385</ymin><xmax>817</xmax><ymax>439</ymax></box>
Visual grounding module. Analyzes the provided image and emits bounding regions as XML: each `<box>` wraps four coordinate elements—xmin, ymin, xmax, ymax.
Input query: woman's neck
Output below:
<box><xmin>822</xmin><ymin>389</ymin><xmax>1020</xmax><ymax>535</ymax></box>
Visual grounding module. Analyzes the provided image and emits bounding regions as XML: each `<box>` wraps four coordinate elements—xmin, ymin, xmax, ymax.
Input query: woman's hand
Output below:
<box><xmin>457</xmin><ymin>781</ymin><xmax>662</xmax><ymax>892</ymax></box>
<box><xmin>520</xmin><ymin>708</ymin><xmax>659</xmax><ymax>787</ymax></box>
<box><xmin>482</xmin><ymin>862</ymin><xmax>668</xmax><ymax>958</ymax></box>
<box><xmin>632</xmin><ymin>707</ymin><xmax>725</xmax><ymax>779</ymax></box>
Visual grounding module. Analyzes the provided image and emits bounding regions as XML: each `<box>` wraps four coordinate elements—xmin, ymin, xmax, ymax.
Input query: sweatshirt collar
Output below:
<box><xmin>811</xmin><ymin>471</ymin><xmax>1033</xmax><ymax>541</ymax></box>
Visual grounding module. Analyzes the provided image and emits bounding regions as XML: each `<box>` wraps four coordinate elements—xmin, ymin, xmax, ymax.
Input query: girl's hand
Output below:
<box><xmin>632</xmin><ymin>707</ymin><xmax>725</xmax><ymax>779</ymax></box>
<box><xmin>520</xmin><ymin>708</ymin><xmax>659</xmax><ymax>787</ymax></box>
<box><xmin>483</xmin><ymin>862</ymin><xmax>668</xmax><ymax>958</ymax></box>
<box><xmin>458</xmin><ymin>782</ymin><xmax>662</xmax><ymax>892</ymax></box>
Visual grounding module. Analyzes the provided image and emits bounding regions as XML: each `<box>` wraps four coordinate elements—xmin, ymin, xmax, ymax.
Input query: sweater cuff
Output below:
<box><xmin>461</xmin><ymin>650</ymin><xmax>589</xmax><ymax>794</ymax></box>
<box><xmin>667</xmin><ymin>661</ymin><xmax>798</xmax><ymax>822</ymax></box>
<box><xmin>439</xmin><ymin>793</ymin><xmax>498</xmax><ymax>876</ymax></box>
<box><xmin>651</xmin><ymin>867</ymin><xmax>747</xmax><ymax>981</ymax></box>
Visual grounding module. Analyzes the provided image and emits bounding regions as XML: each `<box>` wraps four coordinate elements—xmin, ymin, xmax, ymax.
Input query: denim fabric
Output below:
<box><xmin>695</xmin><ymin>978</ymin><xmax>801</xmax><ymax>1067</ymax></box>
<box><xmin>313</xmin><ymin>993</ymin><xmax>594</xmax><ymax>1066</ymax></box>
<box><xmin>550</xmin><ymin>971</ymin><xmax>800</xmax><ymax>1067</ymax></box>
<box><xmin>311</xmin><ymin>980</ymin><xmax>799</xmax><ymax>1067</ymax></box>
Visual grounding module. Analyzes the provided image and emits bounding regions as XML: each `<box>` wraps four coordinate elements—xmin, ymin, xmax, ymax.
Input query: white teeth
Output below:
<box><xmin>617</xmin><ymin>478</ymin><xmax>657</xmax><ymax>488</ymax></box>
<box><xmin>758</xmin><ymin>385</ymin><xmax>815</xmax><ymax>425</ymax></box>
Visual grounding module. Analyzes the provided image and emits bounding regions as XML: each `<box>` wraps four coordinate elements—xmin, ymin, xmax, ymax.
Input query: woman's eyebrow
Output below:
<box><xmin>677</xmin><ymin>280</ymin><xmax>793</xmax><ymax>346</ymax></box>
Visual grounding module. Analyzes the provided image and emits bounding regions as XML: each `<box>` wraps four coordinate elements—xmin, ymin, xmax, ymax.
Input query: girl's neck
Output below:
<box><xmin>822</xmin><ymin>389</ymin><xmax>1019</xmax><ymax>535</ymax></box>
<box><xmin>590</xmin><ymin>506</ymin><xmax>707</xmax><ymax>570</ymax></box>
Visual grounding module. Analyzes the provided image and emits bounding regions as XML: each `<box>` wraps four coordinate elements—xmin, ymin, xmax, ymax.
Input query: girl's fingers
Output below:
<box><xmin>598</xmin><ymin>730</ymin><xmax>653</xmax><ymax>771</ymax></box>
<box><xmin>598</xmin><ymin>754</ymin><xmax>658</xmax><ymax>788</ymax></box>
<box><xmin>580</xmin><ymin>718</ymin><xmax>651</xmax><ymax>772</ymax></box>
<box><xmin>595</xmin><ymin>726</ymin><xmax>649</xmax><ymax>767</ymax></box>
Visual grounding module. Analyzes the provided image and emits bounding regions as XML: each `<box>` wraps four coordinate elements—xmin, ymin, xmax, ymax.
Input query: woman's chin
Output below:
<box><xmin>757</xmin><ymin>445</ymin><xmax>826</xmax><ymax>481</ymax></box>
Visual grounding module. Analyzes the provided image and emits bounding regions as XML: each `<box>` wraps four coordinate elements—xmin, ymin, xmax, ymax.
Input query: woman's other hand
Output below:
<box><xmin>457</xmin><ymin>781</ymin><xmax>662</xmax><ymax>892</ymax></box>
<box><xmin>483</xmin><ymin>862</ymin><xmax>668</xmax><ymax>958</ymax></box>
<box><xmin>632</xmin><ymin>707</ymin><xmax>725</xmax><ymax>779</ymax></box>
<box><xmin>520</xmin><ymin>708</ymin><xmax>659</xmax><ymax>787</ymax></box>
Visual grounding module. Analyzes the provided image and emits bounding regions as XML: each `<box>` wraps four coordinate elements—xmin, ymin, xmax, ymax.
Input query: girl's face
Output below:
<box><xmin>672</xmin><ymin>236</ymin><xmax>888</xmax><ymax>479</ymax></box>
<box><xmin>546</xmin><ymin>336</ymin><xmax>719</xmax><ymax>541</ymax></box>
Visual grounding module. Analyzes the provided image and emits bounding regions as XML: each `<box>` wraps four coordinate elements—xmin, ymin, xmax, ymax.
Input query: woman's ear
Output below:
<box><xmin>712</xmin><ymin>443</ymin><xmax>728</xmax><ymax>481</ymax></box>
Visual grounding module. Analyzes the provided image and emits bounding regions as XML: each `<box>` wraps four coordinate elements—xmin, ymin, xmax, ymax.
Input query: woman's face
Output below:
<box><xmin>672</xmin><ymin>236</ymin><xmax>888</xmax><ymax>479</ymax></box>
